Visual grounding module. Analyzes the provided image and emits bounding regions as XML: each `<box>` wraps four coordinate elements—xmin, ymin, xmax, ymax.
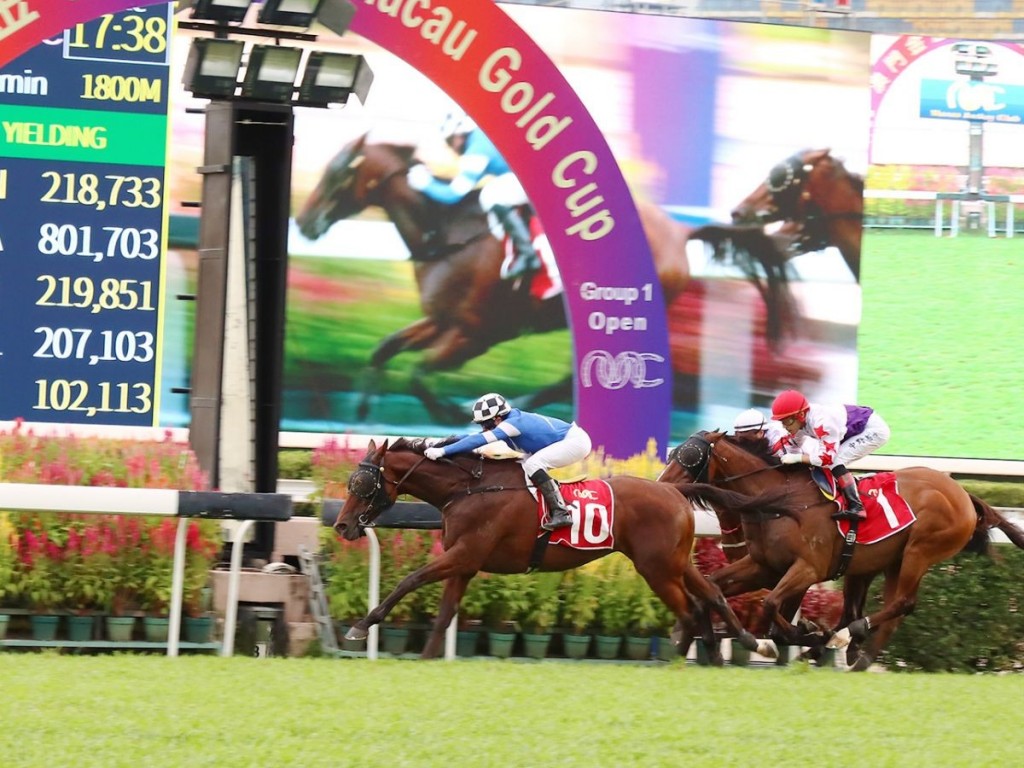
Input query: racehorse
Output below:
<box><xmin>294</xmin><ymin>134</ymin><xmax>793</xmax><ymax>423</ymax></box>
<box><xmin>333</xmin><ymin>437</ymin><xmax>795</xmax><ymax>661</ymax></box>
<box><xmin>659</xmin><ymin>430</ymin><xmax>1024</xmax><ymax>670</ymax></box>
<box><xmin>730</xmin><ymin>148</ymin><xmax>864</xmax><ymax>282</ymax></box>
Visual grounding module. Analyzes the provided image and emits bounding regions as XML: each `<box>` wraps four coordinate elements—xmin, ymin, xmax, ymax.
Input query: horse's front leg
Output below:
<box><xmin>420</xmin><ymin>574</ymin><xmax>473</xmax><ymax>660</ymax></box>
<box><xmin>356</xmin><ymin>318</ymin><xmax>440</xmax><ymax>420</ymax></box>
<box><xmin>759</xmin><ymin>561</ymin><xmax>821</xmax><ymax>647</ymax></box>
<box><xmin>345</xmin><ymin>549</ymin><xmax>472</xmax><ymax>642</ymax></box>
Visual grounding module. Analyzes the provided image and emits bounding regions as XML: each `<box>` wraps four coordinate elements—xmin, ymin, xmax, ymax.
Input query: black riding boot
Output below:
<box><xmin>832</xmin><ymin>467</ymin><xmax>866</xmax><ymax>521</ymax></box>
<box><xmin>531</xmin><ymin>469</ymin><xmax>573</xmax><ymax>531</ymax></box>
<box><xmin>493</xmin><ymin>205</ymin><xmax>540</xmax><ymax>280</ymax></box>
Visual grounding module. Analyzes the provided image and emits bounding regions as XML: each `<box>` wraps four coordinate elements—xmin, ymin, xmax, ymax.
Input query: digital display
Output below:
<box><xmin>0</xmin><ymin>5</ymin><xmax>172</xmax><ymax>427</ymax></box>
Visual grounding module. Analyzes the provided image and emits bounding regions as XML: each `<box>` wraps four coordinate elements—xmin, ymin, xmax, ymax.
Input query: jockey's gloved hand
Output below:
<box><xmin>780</xmin><ymin>453</ymin><xmax>803</xmax><ymax>465</ymax></box>
<box><xmin>407</xmin><ymin>164</ymin><xmax>433</xmax><ymax>191</ymax></box>
<box><xmin>424</xmin><ymin>447</ymin><xmax>445</xmax><ymax>461</ymax></box>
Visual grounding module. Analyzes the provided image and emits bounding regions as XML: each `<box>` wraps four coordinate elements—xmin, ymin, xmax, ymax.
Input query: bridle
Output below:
<box><xmin>344</xmin><ymin>454</ymin><xmax>426</xmax><ymax>528</ymax></box>
<box><xmin>764</xmin><ymin>152</ymin><xmax>863</xmax><ymax>222</ymax></box>
<box><xmin>669</xmin><ymin>432</ymin><xmax>778</xmax><ymax>487</ymax></box>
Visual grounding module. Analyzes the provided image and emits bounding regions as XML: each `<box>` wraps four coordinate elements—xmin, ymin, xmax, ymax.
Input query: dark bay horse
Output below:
<box><xmin>731</xmin><ymin>148</ymin><xmax>864</xmax><ymax>282</ymax></box>
<box><xmin>659</xmin><ymin>430</ymin><xmax>1024</xmax><ymax>670</ymax></box>
<box><xmin>333</xmin><ymin>437</ymin><xmax>795</xmax><ymax>661</ymax></box>
<box><xmin>294</xmin><ymin>134</ymin><xmax>793</xmax><ymax>423</ymax></box>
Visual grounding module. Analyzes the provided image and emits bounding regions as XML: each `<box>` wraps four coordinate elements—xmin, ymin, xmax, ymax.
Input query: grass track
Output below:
<box><xmin>1</xmin><ymin>655</ymin><xmax>1021</xmax><ymax>767</ymax></box>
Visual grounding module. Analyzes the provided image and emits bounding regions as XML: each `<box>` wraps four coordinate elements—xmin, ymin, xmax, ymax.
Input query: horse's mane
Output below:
<box><xmin>390</xmin><ymin>437</ymin><xmax>433</xmax><ymax>454</ymax></box>
<box><xmin>716</xmin><ymin>432</ymin><xmax>782</xmax><ymax>467</ymax></box>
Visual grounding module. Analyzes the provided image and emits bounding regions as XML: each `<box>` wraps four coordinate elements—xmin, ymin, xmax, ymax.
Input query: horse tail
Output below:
<box><xmin>687</xmin><ymin>223</ymin><xmax>794</xmax><ymax>348</ymax></box>
<box><xmin>675</xmin><ymin>482</ymin><xmax>795</xmax><ymax>520</ymax></box>
<box><xmin>968</xmin><ymin>492</ymin><xmax>1024</xmax><ymax>552</ymax></box>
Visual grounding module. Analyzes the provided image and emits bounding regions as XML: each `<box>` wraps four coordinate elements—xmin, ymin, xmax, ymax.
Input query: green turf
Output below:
<box><xmin>860</xmin><ymin>230</ymin><xmax>1024</xmax><ymax>459</ymax></box>
<box><xmin>1</xmin><ymin>655</ymin><xmax>1021</xmax><ymax>767</ymax></box>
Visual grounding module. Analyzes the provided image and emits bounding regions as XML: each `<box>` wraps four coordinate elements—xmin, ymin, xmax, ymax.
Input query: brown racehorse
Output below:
<box><xmin>731</xmin><ymin>148</ymin><xmax>864</xmax><ymax>282</ymax></box>
<box><xmin>294</xmin><ymin>134</ymin><xmax>794</xmax><ymax>423</ymax></box>
<box><xmin>659</xmin><ymin>430</ymin><xmax>1024</xmax><ymax>670</ymax></box>
<box><xmin>333</xmin><ymin>437</ymin><xmax>795</xmax><ymax>661</ymax></box>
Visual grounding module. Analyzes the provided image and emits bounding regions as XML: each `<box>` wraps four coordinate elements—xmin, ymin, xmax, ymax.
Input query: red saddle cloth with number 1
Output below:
<box><xmin>834</xmin><ymin>472</ymin><xmax>916</xmax><ymax>544</ymax></box>
<box><xmin>535</xmin><ymin>479</ymin><xmax>615</xmax><ymax>550</ymax></box>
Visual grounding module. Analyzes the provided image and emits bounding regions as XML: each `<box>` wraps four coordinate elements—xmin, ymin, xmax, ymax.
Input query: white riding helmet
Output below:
<box><xmin>472</xmin><ymin>393</ymin><xmax>511</xmax><ymax>424</ymax></box>
<box><xmin>441</xmin><ymin>110</ymin><xmax>477</xmax><ymax>140</ymax></box>
<box><xmin>733</xmin><ymin>408</ymin><xmax>767</xmax><ymax>433</ymax></box>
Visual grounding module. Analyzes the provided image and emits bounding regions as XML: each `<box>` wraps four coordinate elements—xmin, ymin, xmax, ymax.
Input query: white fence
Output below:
<box><xmin>0</xmin><ymin>484</ymin><xmax>291</xmax><ymax>657</ymax></box>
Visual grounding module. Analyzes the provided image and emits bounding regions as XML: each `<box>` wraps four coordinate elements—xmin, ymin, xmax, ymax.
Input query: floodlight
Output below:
<box><xmin>189</xmin><ymin>0</ymin><xmax>254</xmax><ymax>23</ymax></box>
<box><xmin>258</xmin><ymin>0</ymin><xmax>324</xmax><ymax>28</ymax></box>
<box><xmin>296</xmin><ymin>51</ymin><xmax>373</xmax><ymax>107</ymax></box>
<box><xmin>182</xmin><ymin>38</ymin><xmax>245</xmax><ymax>98</ymax></box>
<box><xmin>241</xmin><ymin>45</ymin><xmax>302</xmax><ymax>101</ymax></box>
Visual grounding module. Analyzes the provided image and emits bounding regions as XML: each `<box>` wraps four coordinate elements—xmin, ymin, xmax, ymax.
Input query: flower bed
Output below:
<box><xmin>0</xmin><ymin>421</ymin><xmax>222</xmax><ymax>634</ymax></box>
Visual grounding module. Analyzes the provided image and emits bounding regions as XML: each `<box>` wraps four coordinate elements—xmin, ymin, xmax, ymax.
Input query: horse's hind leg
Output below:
<box><xmin>421</xmin><ymin>574</ymin><xmax>473</xmax><ymax>660</ymax></box>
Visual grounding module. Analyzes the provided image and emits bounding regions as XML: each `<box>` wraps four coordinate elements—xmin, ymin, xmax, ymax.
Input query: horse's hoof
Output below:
<box><xmin>345</xmin><ymin>625</ymin><xmax>368</xmax><ymax>641</ymax></box>
<box><xmin>827</xmin><ymin>628</ymin><xmax>851</xmax><ymax>650</ymax></box>
<box><xmin>850</xmin><ymin>652</ymin><xmax>873</xmax><ymax>672</ymax></box>
<box><xmin>756</xmin><ymin>639</ymin><xmax>779</xmax><ymax>659</ymax></box>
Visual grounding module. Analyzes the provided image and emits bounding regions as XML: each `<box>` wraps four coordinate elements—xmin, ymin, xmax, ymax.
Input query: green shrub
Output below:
<box><xmin>873</xmin><ymin>548</ymin><xmax>1024</xmax><ymax>672</ymax></box>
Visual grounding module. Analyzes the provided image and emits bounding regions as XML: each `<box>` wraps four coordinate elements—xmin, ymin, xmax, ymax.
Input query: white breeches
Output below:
<box><xmin>835</xmin><ymin>413</ymin><xmax>891</xmax><ymax>466</ymax></box>
<box><xmin>521</xmin><ymin>423</ymin><xmax>592</xmax><ymax>476</ymax></box>
<box><xmin>479</xmin><ymin>173</ymin><xmax>528</xmax><ymax>212</ymax></box>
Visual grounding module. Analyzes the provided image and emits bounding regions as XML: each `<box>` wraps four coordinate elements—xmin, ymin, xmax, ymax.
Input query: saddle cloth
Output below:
<box><xmin>500</xmin><ymin>215</ymin><xmax>562</xmax><ymax>301</ymax></box>
<box><xmin>535</xmin><ymin>478</ymin><xmax>615</xmax><ymax>550</ymax></box>
<box><xmin>812</xmin><ymin>469</ymin><xmax>916</xmax><ymax>544</ymax></box>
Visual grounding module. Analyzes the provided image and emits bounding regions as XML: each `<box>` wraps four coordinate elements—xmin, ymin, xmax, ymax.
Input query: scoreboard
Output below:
<box><xmin>0</xmin><ymin>4</ymin><xmax>172</xmax><ymax>427</ymax></box>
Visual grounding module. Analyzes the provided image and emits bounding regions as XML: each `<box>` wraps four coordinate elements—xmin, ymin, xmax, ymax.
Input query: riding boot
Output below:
<box><xmin>493</xmin><ymin>205</ymin><xmax>540</xmax><ymax>280</ymax></box>
<box><xmin>531</xmin><ymin>469</ymin><xmax>573</xmax><ymax>531</ymax></box>
<box><xmin>832</xmin><ymin>468</ymin><xmax>866</xmax><ymax>521</ymax></box>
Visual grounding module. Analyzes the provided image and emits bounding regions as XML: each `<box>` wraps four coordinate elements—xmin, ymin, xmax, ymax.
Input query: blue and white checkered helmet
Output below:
<box><xmin>472</xmin><ymin>393</ymin><xmax>511</xmax><ymax>424</ymax></box>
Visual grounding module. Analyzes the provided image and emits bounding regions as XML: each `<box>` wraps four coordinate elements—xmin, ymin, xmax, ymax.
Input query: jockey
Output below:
<box><xmin>770</xmin><ymin>389</ymin><xmax>891</xmax><ymax>521</ymax></box>
<box><xmin>732</xmin><ymin>408</ymin><xmax>788</xmax><ymax>453</ymax></box>
<box><xmin>423</xmin><ymin>393</ymin><xmax>592</xmax><ymax>531</ymax></box>
<box><xmin>406</xmin><ymin>112</ymin><xmax>540</xmax><ymax>281</ymax></box>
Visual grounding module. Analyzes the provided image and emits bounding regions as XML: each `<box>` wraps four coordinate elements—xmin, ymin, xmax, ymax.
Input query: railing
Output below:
<box><xmin>0</xmin><ymin>484</ymin><xmax>291</xmax><ymax>657</ymax></box>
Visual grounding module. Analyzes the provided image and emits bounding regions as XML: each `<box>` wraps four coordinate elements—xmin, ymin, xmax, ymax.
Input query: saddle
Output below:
<box><xmin>810</xmin><ymin>467</ymin><xmax>915</xmax><ymax>545</ymax></box>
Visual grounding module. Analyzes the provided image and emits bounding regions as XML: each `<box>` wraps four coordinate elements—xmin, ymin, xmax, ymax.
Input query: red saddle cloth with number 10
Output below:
<box><xmin>535</xmin><ymin>479</ymin><xmax>615</xmax><ymax>550</ymax></box>
<box><xmin>835</xmin><ymin>472</ymin><xmax>916</xmax><ymax>544</ymax></box>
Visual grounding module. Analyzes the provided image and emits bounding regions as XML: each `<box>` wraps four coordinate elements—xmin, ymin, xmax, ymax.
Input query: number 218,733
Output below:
<box><xmin>33</xmin><ymin>379</ymin><xmax>152</xmax><ymax>416</ymax></box>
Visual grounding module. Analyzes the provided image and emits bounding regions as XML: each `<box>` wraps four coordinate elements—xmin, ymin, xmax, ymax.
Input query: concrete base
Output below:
<box><xmin>210</xmin><ymin>569</ymin><xmax>315</xmax><ymax>655</ymax></box>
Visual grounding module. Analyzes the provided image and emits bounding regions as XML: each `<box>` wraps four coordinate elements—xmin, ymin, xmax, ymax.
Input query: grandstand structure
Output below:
<box><xmin>507</xmin><ymin>1</ymin><xmax>1024</xmax><ymax>38</ymax></box>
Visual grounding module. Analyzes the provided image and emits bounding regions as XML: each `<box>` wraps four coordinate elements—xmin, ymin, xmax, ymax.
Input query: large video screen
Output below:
<box><xmin>173</xmin><ymin>4</ymin><xmax>875</xmax><ymax>459</ymax></box>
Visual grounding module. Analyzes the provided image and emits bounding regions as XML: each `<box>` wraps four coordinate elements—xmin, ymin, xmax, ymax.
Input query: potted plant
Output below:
<box><xmin>479</xmin><ymin>574</ymin><xmax>528</xmax><ymax>658</ymax></box>
<box><xmin>11</xmin><ymin>517</ymin><xmax>65</xmax><ymax>640</ymax></box>
<box><xmin>180</xmin><ymin>520</ymin><xmax>220</xmax><ymax>644</ymax></box>
<box><xmin>559</xmin><ymin>569</ymin><xmax>599</xmax><ymax>659</ymax></box>
<box><xmin>624</xmin><ymin>580</ymin><xmax>662</xmax><ymax>661</ymax></box>
<box><xmin>593</xmin><ymin>556</ymin><xmax>634</xmax><ymax>659</ymax></box>
<box><xmin>517</xmin><ymin>572</ymin><xmax>561</xmax><ymax>659</ymax></box>
<box><xmin>322</xmin><ymin>531</ymin><xmax>370</xmax><ymax>652</ymax></box>
<box><xmin>0</xmin><ymin>513</ymin><xmax>19</xmax><ymax>640</ymax></box>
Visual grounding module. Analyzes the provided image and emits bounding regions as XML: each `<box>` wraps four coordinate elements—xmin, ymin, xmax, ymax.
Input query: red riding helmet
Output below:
<box><xmin>771</xmin><ymin>389</ymin><xmax>809</xmax><ymax>421</ymax></box>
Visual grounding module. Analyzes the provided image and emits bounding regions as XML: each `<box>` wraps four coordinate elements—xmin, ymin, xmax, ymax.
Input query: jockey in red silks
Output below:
<box><xmin>770</xmin><ymin>390</ymin><xmax>891</xmax><ymax>521</ymax></box>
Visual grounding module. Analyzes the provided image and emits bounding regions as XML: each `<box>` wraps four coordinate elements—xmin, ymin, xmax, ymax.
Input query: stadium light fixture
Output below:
<box><xmin>182</xmin><ymin>38</ymin><xmax>245</xmax><ymax>98</ymax></box>
<box><xmin>187</xmin><ymin>0</ymin><xmax>254</xmax><ymax>24</ymax></box>
<box><xmin>296</xmin><ymin>51</ymin><xmax>373</xmax><ymax>107</ymax></box>
<box><xmin>241</xmin><ymin>45</ymin><xmax>303</xmax><ymax>101</ymax></box>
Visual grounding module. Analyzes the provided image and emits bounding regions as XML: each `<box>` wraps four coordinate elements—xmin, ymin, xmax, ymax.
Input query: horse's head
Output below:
<box><xmin>731</xmin><ymin>148</ymin><xmax>840</xmax><ymax>225</ymax></box>
<box><xmin>295</xmin><ymin>134</ymin><xmax>418</xmax><ymax>241</ymax></box>
<box><xmin>663</xmin><ymin>430</ymin><xmax>781</xmax><ymax>487</ymax></box>
<box><xmin>333</xmin><ymin>439</ymin><xmax>398</xmax><ymax>540</ymax></box>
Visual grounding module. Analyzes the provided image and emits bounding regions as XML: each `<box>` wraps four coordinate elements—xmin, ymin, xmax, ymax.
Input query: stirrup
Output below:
<box><xmin>831</xmin><ymin>507</ymin><xmax>865</xmax><ymax>521</ymax></box>
<box><xmin>541</xmin><ymin>510</ymin><xmax>573</xmax><ymax>531</ymax></box>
